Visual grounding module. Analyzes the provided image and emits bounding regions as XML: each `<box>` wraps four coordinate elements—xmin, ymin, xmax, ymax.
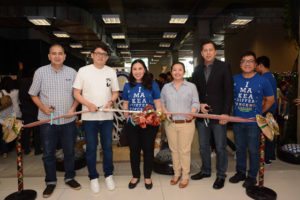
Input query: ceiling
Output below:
<box><xmin>0</xmin><ymin>0</ymin><xmax>284</xmax><ymax>66</ymax></box>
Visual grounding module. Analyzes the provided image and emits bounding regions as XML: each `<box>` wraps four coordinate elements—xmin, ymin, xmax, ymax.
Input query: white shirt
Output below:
<box><xmin>73</xmin><ymin>64</ymin><xmax>119</xmax><ymax>120</ymax></box>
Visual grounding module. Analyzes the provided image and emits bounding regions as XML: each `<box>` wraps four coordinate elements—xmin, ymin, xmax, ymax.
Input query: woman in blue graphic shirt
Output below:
<box><xmin>122</xmin><ymin>59</ymin><xmax>161</xmax><ymax>190</ymax></box>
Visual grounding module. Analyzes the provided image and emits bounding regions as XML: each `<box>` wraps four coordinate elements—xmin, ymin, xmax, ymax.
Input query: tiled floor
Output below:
<box><xmin>1</xmin><ymin>148</ymin><xmax>300</xmax><ymax>200</ymax></box>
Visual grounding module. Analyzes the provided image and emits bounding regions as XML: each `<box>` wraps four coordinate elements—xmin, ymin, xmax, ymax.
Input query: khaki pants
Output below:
<box><xmin>164</xmin><ymin>120</ymin><xmax>195</xmax><ymax>179</ymax></box>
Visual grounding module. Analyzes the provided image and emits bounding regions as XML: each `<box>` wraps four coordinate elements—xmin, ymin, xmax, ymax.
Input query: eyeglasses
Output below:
<box><xmin>240</xmin><ymin>59</ymin><xmax>255</xmax><ymax>65</ymax></box>
<box><xmin>93</xmin><ymin>52</ymin><xmax>108</xmax><ymax>57</ymax></box>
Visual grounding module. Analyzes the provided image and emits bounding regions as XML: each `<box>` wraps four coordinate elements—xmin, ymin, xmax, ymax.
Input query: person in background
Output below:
<box><xmin>161</xmin><ymin>62</ymin><xmax>200</xmax><ymax>188</ymax></box>
<box><xmin>256</xmin><ymin>56</ymin><xmax>277</xmax><ymax>164</ymax></box>
<box><xmin>191</xmin><ymin>40</ymin><xmax>233</xmax><ymax>190</ymax></box>
<box><xmin>73</xmin><ymin>43</ymin><xmax>119</xmax><ymax>193</ymax></box>
<box><xmin>29</xmin><ymin>44</ymin><xmax>81</xmax><ymax>198</ymax></box>
<box><xmin>229</xmin><ymin>51</ymin><xmax>274</xmax><ymax>188</ymax></box>
<box><xmin>157</xmin><ymin>73</ymin><xmax>168</xmax><ymax>90</ymax></box>
<box><xmin>0</xmin><ymin>76</ymin><xmax>22</xmax><ymax>158</ymax></box>
<box><xmin>18</xmin><ymin>62</ymin><xmax>42</xmax><ymax>155</ymax></box>
<box><xmin>122</xmin><ymin>59</ymin><xmax>161</xmax><ymax>190</ymax></box>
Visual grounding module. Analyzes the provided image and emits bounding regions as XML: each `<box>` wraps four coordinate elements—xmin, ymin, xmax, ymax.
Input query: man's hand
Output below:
<box><xmin>219</xmin><ymin>114</ymin><xmax>229</xmax><ymax>125</ymax></box>
<box><xmin>40</xmin><ymin>105</ymin><xmax>54</xmax><ymax>115</ymax></box>
<box><xmin>86</xmin><ymin>103</ymin><xmax>98</xmax><ymax>112</ymax></box>
<box><xmin>200</xmin><ymin>103</ymin><xmax>210</xmax><ymax>113</ymax></box>
<box><xmin>104</xmin><ymin>100</ymin><xmax>113</xmax><ymax>109</ymax></box>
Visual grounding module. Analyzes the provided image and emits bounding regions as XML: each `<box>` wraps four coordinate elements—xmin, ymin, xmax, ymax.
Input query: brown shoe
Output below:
<box><xmin>170</xmin><ymin>176</ymin><xmax>180</xmax><ymax>185</ymax></box>
<box><xmin>179</xmin><ymin>179</ymin><xmax>189</xmax><ymax>188</ymax></box>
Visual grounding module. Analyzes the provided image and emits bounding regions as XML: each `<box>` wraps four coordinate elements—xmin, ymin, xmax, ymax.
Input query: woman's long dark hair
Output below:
<box><xmin>128</xmin><ymin>59</ymin><xmax>153</xmax><ymax>90</ymax></box>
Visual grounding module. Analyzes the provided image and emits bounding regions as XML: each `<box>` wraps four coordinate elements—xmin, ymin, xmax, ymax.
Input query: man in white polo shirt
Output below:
<box><xmin>73</xmin><ymin>43</ymin><xmax>119</xmax><ymax>193</ymax></box>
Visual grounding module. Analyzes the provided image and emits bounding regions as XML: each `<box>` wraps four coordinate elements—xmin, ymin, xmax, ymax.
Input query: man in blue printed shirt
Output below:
<box><xmin>229</xmin><ymin>51</ymin><xmax>274</xmax><ymax>188</ymax></box>
<box><xmin>256</xmin><ymin>56</ymin><xmax>277</xmax><ymax>164</ymax></box>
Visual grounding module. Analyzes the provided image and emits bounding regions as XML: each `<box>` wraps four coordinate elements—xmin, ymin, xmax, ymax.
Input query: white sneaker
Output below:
<box><xmin>90</xmin><ymin>178</ymin><xmax>100</xmax><ymax>193</ymax></box>
<box><xmin>105</xmin><ymin>175</ymin><xmax>116</xmax><ymax>191</ymax></box>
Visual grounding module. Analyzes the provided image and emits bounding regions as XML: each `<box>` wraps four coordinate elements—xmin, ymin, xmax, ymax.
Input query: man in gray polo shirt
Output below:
<box><xmin>29</xmin><ymin>44</ymin><xmax>81</xmax><ymax>198</ymax></box>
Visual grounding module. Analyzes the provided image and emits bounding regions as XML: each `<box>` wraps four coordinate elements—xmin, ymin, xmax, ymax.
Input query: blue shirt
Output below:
<box><xmin>122</xmin><ymin>81</ymin><xmax>160</xmax><ymax>111</ymax></box>
<box><xmin>262</xmin><ymin>72</ymin><xmax>277</xmax><ymax>113</ymax></box>
<box><xmin>233</xmin><ymin>73</ymin><xmax>274</xmax><ymax>122</ymax></box>
<box><xmin>161</xmin><ymin>80</ymin><xmax>200</xmax><ymax>120</ymax></box>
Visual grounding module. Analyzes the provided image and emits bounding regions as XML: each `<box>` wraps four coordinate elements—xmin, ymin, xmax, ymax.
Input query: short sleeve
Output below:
<box><xmin>122</xmin><ymin>83</ymin><xmax>129</xmax><ymax>101</ymax></box>
<box><xmin>73</xmin><ymin>68</ymin><xmax>84</xmax><ymax>90</ymax></box>
<box><xmin>262</xmin><ymin>77</ymin><xmax>274</xmax><ymax>97</ymax></box>
<box><xmin>111</xmin><ymin>69</ymin><xmax>120</xmax><ymax>92</ymax></box>
<box><xmin>160</xmin><ymin>85</ymin><xmax>167</xmax><ymax>106</ymax></box>
<box><xmin>151</xmin><ymin>81</ymin><xmax>160</xmax><ymax>100</ymax></box>
<box><xmin>28</xmin><ymin>69</ymin><xmax>42</xmax><ymax>96</ymax></box>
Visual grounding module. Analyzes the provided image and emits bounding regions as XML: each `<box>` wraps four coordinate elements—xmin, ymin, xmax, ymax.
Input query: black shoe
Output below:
<box><xmin>66</xmin><ymin>179</ymin><xmax>81</xmax><ymax>190</ymax></box>
<box><xmin>243</xmin><ymin>177</ymin><xmax>257</xmax><ymax>188</ymax></box>
<box><xmin>43</xmin><ymin>184</ymin><xmax>56</xmax><ymax>198</ymax></box>
<box><xmin>265</xmin><ymin>160</ymin><xmax>272</xmax><ymax>165</ymax></box>
<box><xmin>145</xmin><ymin>182</ymin><xmax>153</xmax><ymax>190</ymax></box>
<box><xmin>229</xmin><ymin>173</ymin><xmax>246</xmax><ymax>183</ymax></box>
<box><xmin>213</xmin><ymin>178</ymin><xmax>225</xmax><ymax>189</ymax></box>
<box><xmin>191</xmin><ymin>172</ymin><xmax>211</xmax><ymax>180</ymax></box>
<box><xmin>128</xmin><ymin>178</ymin><xmax>140</xmax><ymax>189</ymax></box>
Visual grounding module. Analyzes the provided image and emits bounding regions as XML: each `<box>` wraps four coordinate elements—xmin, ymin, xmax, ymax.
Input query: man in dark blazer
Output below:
<box><xmin>191</xmin><ymin>40</ymin><xmax>233</xmax><ymax>189</ymax></box>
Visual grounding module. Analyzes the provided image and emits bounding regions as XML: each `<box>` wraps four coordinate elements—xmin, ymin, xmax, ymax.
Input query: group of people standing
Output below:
<box><xmin>5</xmin><ymin>39</ymin><xmax>277</xmax><ymax>198</ymax></box>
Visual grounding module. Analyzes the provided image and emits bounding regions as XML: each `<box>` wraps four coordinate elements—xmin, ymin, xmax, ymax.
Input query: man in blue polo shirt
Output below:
<box><xmin>229</xmin><ymin>51</ymin><xmax>274</xmax><ymax>188</ymax></box>
<box><xmin>256</xmin><ymin>56</ymin><xmax>277</xmax><ymax>164</ymax></box>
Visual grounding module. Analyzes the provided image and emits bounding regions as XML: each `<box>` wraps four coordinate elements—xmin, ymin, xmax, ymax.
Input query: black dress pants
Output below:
<box><xmin>125</xmin><ymin>122</ymin><xmax>158</xmax><ymax>179</ymax></box>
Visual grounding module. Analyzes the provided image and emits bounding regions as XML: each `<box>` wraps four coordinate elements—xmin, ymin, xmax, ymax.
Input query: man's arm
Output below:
<box><xmin>262</xmin><ymin>96</ymin><xmax>275</xmax><ymax>113</ymax></box>
<box><xmin>104</xmin><ymin>91</ymin><xmax>119</xmax><ymax>109</ymax></box>
<box><xmin>31</xmin><ymin>96</ymin><xmax>53</xmax><ymax>115</ymax></box>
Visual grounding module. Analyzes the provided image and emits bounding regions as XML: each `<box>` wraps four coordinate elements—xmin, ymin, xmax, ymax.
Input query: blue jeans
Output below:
<box><xmin>233</xmin><ymin>123</ymin><xmax>260</xmax><ymax>178</ymax></box>
<box><xmin>83</xmin><ymin>120</ymin><xmax>114</xmax><ymax>180</ymax></box>
<box><xmin>196</xmin><ymin>121</ymin><xmax>228</xmax><ymax>178</ymax></box>
<box><xmin>40</xmin><ymin>121</ymin><xmax>77</xmax><ymax>185</ymax></box>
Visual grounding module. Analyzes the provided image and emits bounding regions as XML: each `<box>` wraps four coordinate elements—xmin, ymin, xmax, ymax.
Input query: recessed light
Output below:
<box><xmin>70</xmin><ymin>43</ymin><xmax>83</xmax><ymax>48</ymax></box>
<box><xmin>163</xmin><ymin>32</ymin><xmax>177</xmax><ymax>38</ymax></box>
<box><xmin>102</xmin><ymin>14</ymin><xmax>121</xmax><ymax>24</ymax></box>
<box><xmin>159</xmin><ymin>42</ymin><xmax>171</xmax><ymax>47</ymax></box>
<box><xmin>169</xmin><ymin>15</ymin><xmax>188</xmax><ymax>24</ymax></box>
<box><xmin>27</xmin><ymin>16</ymin><xmax>51</xmax><ymax>26</ymax></box>
<box><xmin>112</xmin><ymin>33</ymin><xmax>126</xmax><ymax>39</ymax></box>
<box><xmin>231</xmin><ymin>16</ymin><xmax>253</xmax><ymax>25</ymax></box>
<box><xmin>53</xmin><ymin>31</ymin><xmax>70</xmax><ymax>38</ymax></box>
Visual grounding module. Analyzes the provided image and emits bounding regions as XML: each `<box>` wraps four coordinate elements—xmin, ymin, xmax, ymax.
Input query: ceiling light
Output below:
<box><xmin>153</xmin><ymin>55</ymin><xmax>162</xmax><ymax>58</ymax></box>
<box><xmin>152</xmin><ymin>59</ymin><xmax>159</xmax><ymax>62</ymax></box>
<box><xmin>169</xmin><ymin>15</ymin><xmax>188</xmax><ymax>24</ymax></box>
<box><xmin>163</xmin><ymin>32</ymin><xmax>177</xmax><ymax>39</ymax></box>
<box><xmin>70</xmin><ymin>43</ymin><xmax>83</xmax><ymax>48</ymax></box>
<box><xmin>117</xmin><ymin>44</ymin><xmax>129</xmax><ymax>48</ymax></box>
<box><xmin>159</xmin><ymin>42</ymin><xmax>171</xmax><ymax>48</ymax></box>
<box><xmin>27</xmin><ymin>16</ymin><xmax>51</xmax><ymax>26</ymax></box>
<box><xmin>120</xmin><ymin>51</ymin><xmax>130</xmax><ymax>54</ymax></box>
<box><xmin>231</xmin><ymin>16</ymin><xmax>253</xmax><ymax>25</ymax></box>
<box><xmin>53</xmin><ymin>31</ymin><xmax>70</xmax><ymax>38</ymax></box>
<box><xmin>111</xmin><ymin>33</ymin><xmax>125</xmax><ymax>39</ymax></box>
<box><xmin>80</xmin><ymin>50</ymin><xmax>91</xmax><ymax>54</ymax></box>
<box><xmin>150</xmin><ymin>62</ymin><xmax>157</xmax><ymax>65</ymax></box>
<box><xmin>102</xmin><ymin>14</ymin><xmax>121</xmax><ymax>24</ymax></box>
